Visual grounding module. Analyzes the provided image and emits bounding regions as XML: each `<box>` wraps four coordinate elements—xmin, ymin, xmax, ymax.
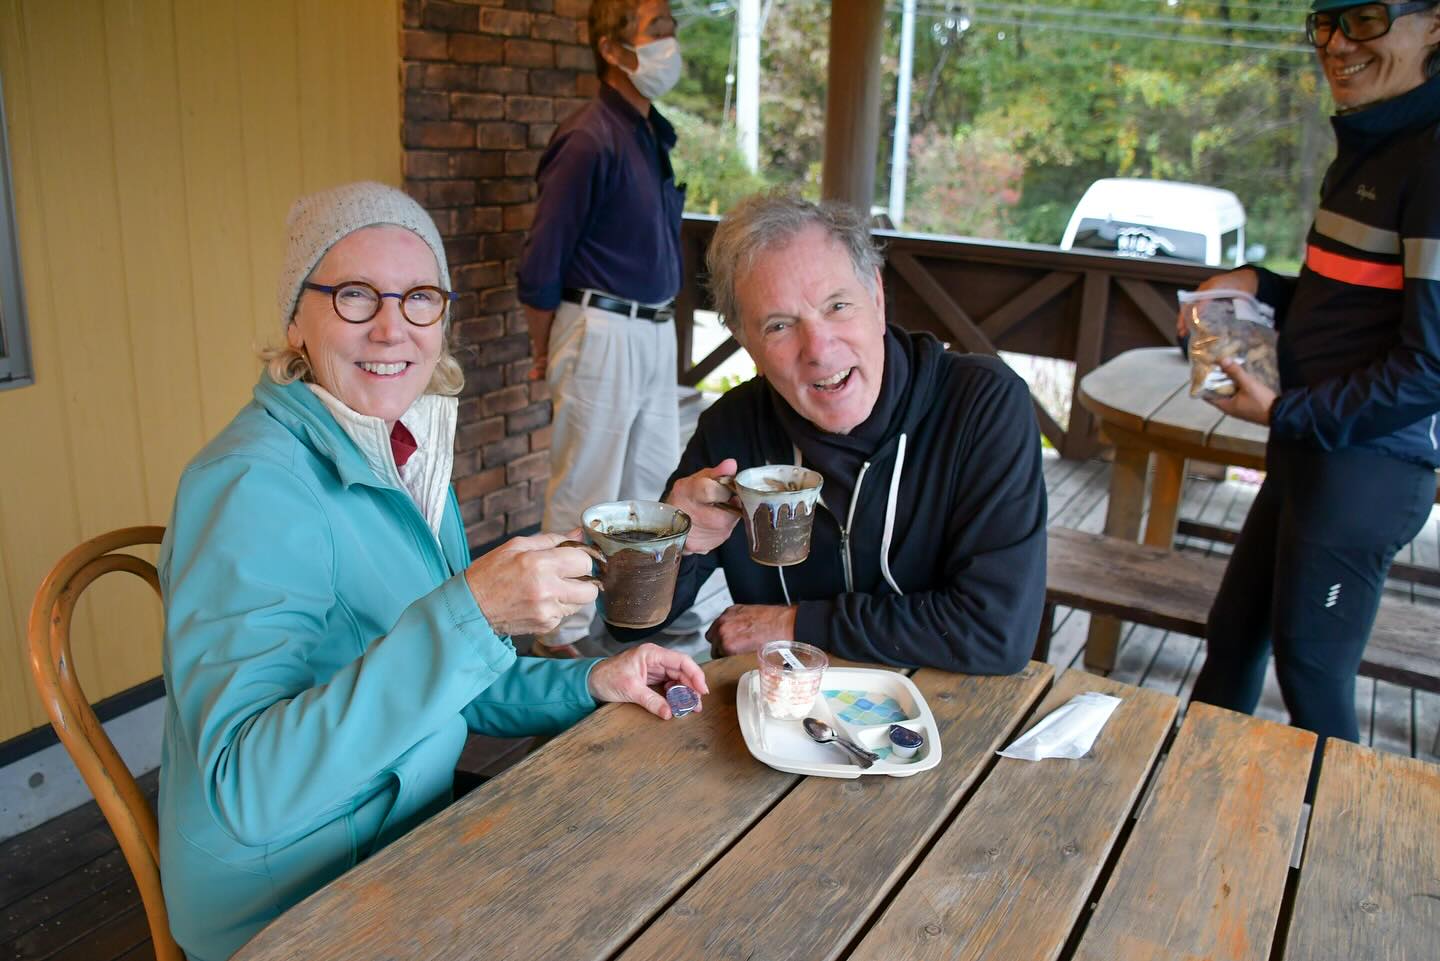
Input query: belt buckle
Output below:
<box><xmin>652</xmin><ymin>306</ymin><xmax>675</xmax><ymax>323</ymax></box>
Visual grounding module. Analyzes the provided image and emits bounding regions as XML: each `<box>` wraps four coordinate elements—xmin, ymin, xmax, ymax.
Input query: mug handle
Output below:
<box><xmin>709</xmin><ymin>475</ymin><xmax>744</xmax><ymax>517</ymax></box>
<box><xmin>557</xmin><ymin>539</ymin><xmax>605</xmax><ymax>587</ymax></box>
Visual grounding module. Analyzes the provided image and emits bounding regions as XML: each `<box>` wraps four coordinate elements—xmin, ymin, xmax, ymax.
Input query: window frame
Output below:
<box><xmin>0</xmin><ymin>76</ymin><xmax>33</xmax><ymax>390</ymax></box>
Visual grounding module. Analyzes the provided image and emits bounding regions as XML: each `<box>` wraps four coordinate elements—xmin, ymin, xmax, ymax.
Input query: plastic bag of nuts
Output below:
<box><xmin>1180</xmin><ymin>288</ymin><xmax>1279</xmax><ymax>401</ymax></box>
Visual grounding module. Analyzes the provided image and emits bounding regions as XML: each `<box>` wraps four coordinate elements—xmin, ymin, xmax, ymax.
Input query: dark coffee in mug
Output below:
<box><xmin>574</xmin><ymin>502</ymin><xmax>691</xmax><ymax>630</ymax></box>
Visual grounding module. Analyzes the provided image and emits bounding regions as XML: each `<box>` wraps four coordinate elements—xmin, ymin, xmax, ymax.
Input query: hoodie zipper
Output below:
<box><xmin>840</xmin><ymin>461</ymin><xmax>872</xmax><ymax>593</ymax></box>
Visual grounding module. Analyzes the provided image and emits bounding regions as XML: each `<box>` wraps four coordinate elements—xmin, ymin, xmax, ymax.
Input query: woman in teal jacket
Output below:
<box><xmin>158</xmin><ymin>182</ymin><xmax>706</xmax><ymax>960</ymax></box>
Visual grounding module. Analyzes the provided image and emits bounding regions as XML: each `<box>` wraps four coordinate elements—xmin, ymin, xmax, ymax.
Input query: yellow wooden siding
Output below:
<box><xmin>0</xmin><ymin>0</ymin><xmax>401</xmax><ymax>743</ymax></box>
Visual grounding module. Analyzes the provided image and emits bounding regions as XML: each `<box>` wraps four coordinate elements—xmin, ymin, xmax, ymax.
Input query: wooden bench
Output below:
<box><xmin>1041</xmin><ymin>527</ymin><xmax>1440</xmax><ymax>694</ymax></box>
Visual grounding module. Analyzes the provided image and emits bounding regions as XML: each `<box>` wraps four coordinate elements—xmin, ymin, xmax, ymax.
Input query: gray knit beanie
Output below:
<box><xmin>276</xmin><ymin>181</ymin><xmax>451</xmax><ymax>329</ymax></box>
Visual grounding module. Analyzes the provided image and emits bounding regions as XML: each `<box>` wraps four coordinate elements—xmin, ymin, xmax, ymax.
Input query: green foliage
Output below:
<box><xmin>667</xmin><ymin>106</ymin><xmax>771</xmax><ymax>215</ymax></box>
<box><xmin>696</xmin><ymin>371</ymin><xmax>751</xmax><ymax>394</ymax></box>
<box><xmin>904</xmin><ymin>124</ymin><xmax>1023</xmax><ymax>239</ymax></box>
<box><xmin>672</xmin><ymin>0</ymin><xmax>1335</xmax><ymax>263</ymax></box>
<box><xmin>669</xmin><ymin>9</ymin><xmax>734</xmax><ymax>119</ymax></box>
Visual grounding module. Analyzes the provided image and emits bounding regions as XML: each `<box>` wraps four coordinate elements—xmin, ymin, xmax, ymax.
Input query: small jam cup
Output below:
<box><xmin>887</xmin><ymin>724</ymin><xmax>924</xmax><ymax>760</ymax></box>
<box><xmin>757</xmin><ymin>640</ymin><xmax>828</xmax><ymax>721</ymax></box>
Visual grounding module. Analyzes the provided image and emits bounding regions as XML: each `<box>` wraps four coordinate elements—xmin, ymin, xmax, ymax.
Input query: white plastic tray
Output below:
<box><xmin>736</xmin><ymin>666</ymin><xmax>942</xmax><ymax>779</ymax></box>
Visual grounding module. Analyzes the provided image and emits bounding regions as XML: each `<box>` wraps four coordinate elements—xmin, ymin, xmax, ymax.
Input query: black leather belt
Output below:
<box><xmin>562</xmin><ymin>288</ymin><xmax>675</xmax><ymax>323</ymax></box>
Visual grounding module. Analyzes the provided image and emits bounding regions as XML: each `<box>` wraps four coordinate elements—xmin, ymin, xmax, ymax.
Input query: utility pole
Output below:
<box><xmin>736</xmin><ymin>0</ymin><xmax>761</xmax><ymax>172</ymax></box>
<box><xmin>888</xmin><ymin>0</ymin><xmax>917</xmax><ymax>227</ymax></box>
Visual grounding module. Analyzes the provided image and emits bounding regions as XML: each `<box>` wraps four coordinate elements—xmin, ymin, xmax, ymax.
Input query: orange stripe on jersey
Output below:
<box><xmin>1306</xmin><ymin>244</ymin><xmax>1404</xmax><ymax>290</ymax></box>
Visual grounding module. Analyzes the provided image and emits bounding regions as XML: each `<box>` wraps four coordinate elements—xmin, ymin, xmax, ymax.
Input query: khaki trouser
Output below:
<box><xmin>539</xmin><ymin>296</ymin><xmax>681</xmax><ymax>649</ymax></box>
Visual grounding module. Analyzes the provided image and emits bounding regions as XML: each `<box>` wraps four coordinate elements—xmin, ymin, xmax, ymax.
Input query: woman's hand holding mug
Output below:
<box><xmin>466</xmin><ymin>530</ymin><xmax>599</xmax><ymax>636</ymax></box>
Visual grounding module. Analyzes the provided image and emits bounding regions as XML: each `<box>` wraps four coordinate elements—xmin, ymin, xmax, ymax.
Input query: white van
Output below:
<box><xmin>1059</xmin><ymin>178</ymin><xmax>1247</xmax><ymax>268</ymax></box>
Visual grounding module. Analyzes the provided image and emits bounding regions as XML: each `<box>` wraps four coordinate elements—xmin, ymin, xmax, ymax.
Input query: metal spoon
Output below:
<box><xmin>803</xmin><ymin>717</ymin><xmax>880</xmax><ymax>769</ymax></box>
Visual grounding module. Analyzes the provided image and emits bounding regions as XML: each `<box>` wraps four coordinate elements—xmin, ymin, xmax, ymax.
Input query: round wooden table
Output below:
<box><xmin>1075</xmin><ymin>346</ymin><xmax>1267</xmax><ymax>671</ymax></box>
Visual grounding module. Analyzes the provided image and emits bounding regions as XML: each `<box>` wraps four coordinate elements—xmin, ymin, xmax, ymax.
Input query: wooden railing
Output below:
<box><xmin>674</xmin><ymin>214</ymin><xmax>1220</xmax><ymax>460</ymax></box>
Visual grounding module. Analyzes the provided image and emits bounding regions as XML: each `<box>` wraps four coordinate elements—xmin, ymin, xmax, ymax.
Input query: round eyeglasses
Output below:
<box><xmin>1305</xmin><ymin>1</ymin><xmax>1435</xmax><ymax>47</ymax></box>
<box><xmin>302</xmin><ymin>280</ymin><xmax>456</xmax><ymax>327</ymax></box>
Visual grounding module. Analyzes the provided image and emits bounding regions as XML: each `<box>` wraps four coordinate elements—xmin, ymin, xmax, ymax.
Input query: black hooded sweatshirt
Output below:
<box><xmin>615</xmin><ymin>325</ymin><xmax>1047</xmax><ymax>674</ymax></box>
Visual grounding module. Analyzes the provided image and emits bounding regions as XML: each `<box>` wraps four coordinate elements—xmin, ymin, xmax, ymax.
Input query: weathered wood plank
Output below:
<box><xmin>1076</xmin><ymin>336</ymin><xmax>1182</xmax><ymax>436</ymax></box>
<box><xmin>46</xmin><ymin>903</ymin><xmax>149</xmax><ymax>961</ymax></box>
<box><xmin>1070</xmin><ymin>704</ymin><xmax>1314</xmax><ymax>961</ymax></box>
<box><xmin>1050</xmin><ymin>528</ymin><xmax>1440</xmax><ymax>695</ymax></box>
<box><xmin>847</xmin><ymin>670</ymin><xmax>1177</xmax><ymax>961</ymax></box>
<box><xmin>1365</xmin><ymin>604</ymin><xmax>1440</xmax><ymax>693</ymax></box>
<box><xmin>232</xmin><ymin>655</ymin><xmax>802</xmax><ymax>961</ymax></box>
<box><xmin>0</xmin><ymin>848</ymin><xmax>131</xmax><ymax>942</ymax></box>
<box><xmin>1064</xmin><ymin>270</ymin><xmax>1112</xmax><ymax>460</ymax></box>
<box><xmin>0</xmin><ymin>824</ymin><xmax>130</xmax><ymax>911</ymax></box>
<box><xmin>5</xmin><ymin>874</ymin><xmax>141</xmax><ymax>960</ymax></box>
<box><xmin>980</xmin><ymin>270</ymin><xmax>1078</xmax><ymax>342</ymax></box>
<box><xmin>113</xmin><ymin>940</ymin><xmax>157</xmax><ymax>961</ymax></box>
<box><xmin>1419</xmin><ymin>690</ymin><xmax>1440</xmax><ymax>762</ymax></box>
<box><xmin>1144</xmin><ymin>379</ymin><xmax>1227</xmax><ymax>450</ymax></box>
<box><xmin>1051</xmin><ymin>528</ymin><xmax>1214</xmax><ymax>636</ymax></box>
<box><xmin>889</xmin><ymin>252</ymin><xmax>998</xmax><ymax>356</ymax></box>
<box><xmin>1144</xmin><ymin>452</ymin><xmax>1186</xmax><ymax>547</ymax></box>
<box><xmin>1207</xmin><ymin>414</ymin><xmax>1269</xmax><ymax>460</ymax></box>
<box><xmin>1368</xmin><ymin>678</ymin><xmax>1412</xmax><ymax>758</ymax></box>
<box><xmin>613</xmin><ymin>663</ymin><xmax>1055</xmax><ymax>961</ymax></box>
<box><xmin>1046</xmin><ymin>457</ymin><xmax>1106</xmax><ymax>529</ymax></box>
<box><xmin>1087</xmin><ymin>443</ymin><xmax>1151</xmax><ymax>672</ymax></box>
<box><xmin>1283</xmin><ymin>739</ymin><xmax>1440</xmax><ymax>961</ymax></box>
<box><xmin>1116</xmin><ymin>276</ymin><xmax>1186</xmax><ymax>344</ymax></box>
<box><xmin>0</xmin><ymin>769</ymin><xmax>158</xmax><ymax>908</ymax></box>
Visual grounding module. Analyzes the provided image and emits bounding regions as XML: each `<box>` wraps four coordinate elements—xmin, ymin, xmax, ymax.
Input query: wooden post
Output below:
<box><xmin>673</xmin><ymin>227</ymin><xmax>699</xmax><ymax>381</ymax></box>
<box><xmin>1064</xmin><ymin>270</ymin><xmax>1110</xmax><ymax>460</ymax></box>
<box><xmin>821</xmin><ymin>0</ymin><xmax>885</xmax><ymax>211</ymax></box>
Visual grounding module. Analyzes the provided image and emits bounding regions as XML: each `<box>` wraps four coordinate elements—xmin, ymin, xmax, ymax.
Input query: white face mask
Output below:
<box><xmin>622</xmin><ymin>36</ymin><xmax>682</xmax><ymax>101</ymax></box>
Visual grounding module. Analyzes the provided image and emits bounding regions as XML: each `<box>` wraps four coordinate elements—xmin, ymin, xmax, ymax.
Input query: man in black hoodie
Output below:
<box><xmin>616</xmin><ymin>193</ymin><xmax>1047</xmax><ymax>672</ymax></box>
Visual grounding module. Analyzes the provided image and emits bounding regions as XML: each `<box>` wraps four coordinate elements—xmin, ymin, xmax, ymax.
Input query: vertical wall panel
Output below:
<box><xmin>235</xmin><ymin>1</ymin><xmax>304</xmax><ymax>358</ymax></box>
<box><xmin>174</xmin><ymin>0</ymin><xmax>262</xmax><ymax>431</ymax></box>
<box><xmin>0</xmin><ymin>0</ymin><xmax>401</xmax><ymax>742</ymax></box>
<box><xmin>0</xmin><ymin>0</ymin><xmax>65</xmax><ymax>737</ymax></box>
<box><xmin>10</xmin><ymin>0</ymin><xmax>145</xmax><ymax>701</ymax></box>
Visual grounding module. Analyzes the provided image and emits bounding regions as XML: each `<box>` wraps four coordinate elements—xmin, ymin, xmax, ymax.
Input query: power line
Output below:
<box><xmin>967</xmin><ymin>0</ymin><xmax>1302</xmax><ymax>34</ymax></box>
<box><xmin>904</xmin><ymin>3</ymin><xmax>1315</xmax><ymax>53</ymax></box>
<box><xmin>962</xmin><ymin>13</ymin><xmax>1313</xmax><ymax>53</ymax></box>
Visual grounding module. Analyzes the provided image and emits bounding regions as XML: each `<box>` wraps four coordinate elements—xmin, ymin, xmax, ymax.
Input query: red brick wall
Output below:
<box><xmin>401</xmin><ymin>0</ymin><xmax>597</xmax><ymax>550</ymax></box>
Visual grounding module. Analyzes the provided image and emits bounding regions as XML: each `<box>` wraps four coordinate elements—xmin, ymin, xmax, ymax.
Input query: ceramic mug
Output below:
<box><xmin>562</xmin><ymin>500</ymin><xmax>691</xmax><ymax>629</ymax></box>
<box><xmin>720</xmin><ymin>466</ymin><xmax>824</xmax><ymax>567</ymax></box>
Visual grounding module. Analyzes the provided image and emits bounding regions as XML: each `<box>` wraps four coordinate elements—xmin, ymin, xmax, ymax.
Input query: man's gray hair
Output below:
<box><xmin>706</xmin><ymin>192</ymin><xmax>885</xmax><ymax>337</ymax></box>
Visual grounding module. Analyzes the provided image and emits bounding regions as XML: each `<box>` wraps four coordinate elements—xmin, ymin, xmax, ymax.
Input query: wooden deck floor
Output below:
<box><xmin>5</xmin><ymin>453</ymin><xmax>1438</xmax><ymax>959</ymax></box>
<box><xmin>1041</xmin><ymin>450</ymin><xmax>1440</xmax><ymax>763</ymax></box>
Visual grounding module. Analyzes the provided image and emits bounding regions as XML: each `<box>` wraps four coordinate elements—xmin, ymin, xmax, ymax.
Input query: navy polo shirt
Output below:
<box><xmin>517</xmin><ymin>83</ymin><xmax>686</xmax><ymax>311</ymax></box>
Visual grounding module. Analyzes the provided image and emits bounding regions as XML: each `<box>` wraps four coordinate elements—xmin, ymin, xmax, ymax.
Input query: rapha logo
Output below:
<box><xmin>1356</xmin><ymin>184</ymin><xmax>1377</xmax><ymax>201</ymax></box>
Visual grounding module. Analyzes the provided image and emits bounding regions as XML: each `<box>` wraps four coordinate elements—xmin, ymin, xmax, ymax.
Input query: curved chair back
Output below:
<box><xmin>27</xmin><ymin>526</ymin><xmax>183</xmax><ymax>961</ymax></box>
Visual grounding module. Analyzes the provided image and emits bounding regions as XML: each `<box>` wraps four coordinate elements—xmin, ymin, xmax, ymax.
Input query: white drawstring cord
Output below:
<box><xmin>879</xmin><ymin>433</ymin><xmax>907</xmax><ymax>596</ymax></box>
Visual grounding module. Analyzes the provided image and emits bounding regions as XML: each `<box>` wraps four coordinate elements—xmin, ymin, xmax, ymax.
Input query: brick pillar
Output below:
<box><xmin>401</xmin><ymin>0</ymin><xmax>596</xmax><ymax>551</ymax></box>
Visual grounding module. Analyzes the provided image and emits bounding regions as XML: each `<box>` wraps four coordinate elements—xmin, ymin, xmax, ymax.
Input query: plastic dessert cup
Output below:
<box><xmin>757</xmin><ymin>640</ymin><xmax>828</xmax><ymax>721</ymax></box>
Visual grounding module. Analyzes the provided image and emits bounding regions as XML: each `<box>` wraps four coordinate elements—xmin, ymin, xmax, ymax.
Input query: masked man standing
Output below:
<box><xmin>518</xmin><ymin>0</ymin><xmax>694</xmax><ymax>656</ymax></box>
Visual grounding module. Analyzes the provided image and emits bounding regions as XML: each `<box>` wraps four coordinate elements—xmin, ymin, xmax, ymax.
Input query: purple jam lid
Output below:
<box><xmin>666</xmin><ymin>684</ymin><xmax>700</xmax><ymax>718</ymax></box>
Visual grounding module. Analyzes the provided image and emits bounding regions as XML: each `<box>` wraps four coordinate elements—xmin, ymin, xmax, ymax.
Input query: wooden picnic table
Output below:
<box><xmin>1072</xmin><ymin>346</ymin><xmax>1440</xmax><ymax>673</ymax></box>
<box><xmin>231</xmin><ymin>655</ymin><xmax>1439</xmax><ymax>961</ymax></box>
<box><xmin>1076</xmin><ymin>346</ymin><xmax>1267</xmax><ymax>673</ymax></box>
<box><xmin>1077</xmin><ymin>345</ymin><xmax>1266</xmax><ymax>549</ymax></box>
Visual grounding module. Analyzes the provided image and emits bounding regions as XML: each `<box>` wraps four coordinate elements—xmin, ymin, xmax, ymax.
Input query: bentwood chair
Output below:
<box><xmin>27</xmin><ymin>526</ymin><xmax>183</xmax><ymax>961</ymax></box>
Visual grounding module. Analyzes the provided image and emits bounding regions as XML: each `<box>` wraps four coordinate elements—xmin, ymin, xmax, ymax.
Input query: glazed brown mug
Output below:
<box><xmin>719</xmin><ymin>466</ymin><xmax>824</xmax><ymax>567</ymax></box>
<box><xmin>562</xmin><ymin>500</ymin><xmax>691</xmax><ymax>629</ymax></box>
